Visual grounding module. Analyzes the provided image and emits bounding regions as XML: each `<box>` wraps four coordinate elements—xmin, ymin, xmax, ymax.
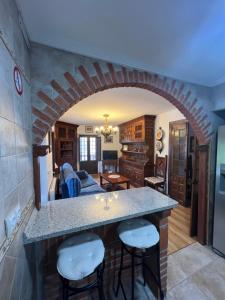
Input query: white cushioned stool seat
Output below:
<box><xmin>117</xmin><ymin>218</ymin><xmax>159</xmax><ymax>249</ymax></box>
<box><xmin>57</xmin><ymin>232</ymin><xmax>105</xmax><ymax>281</ymax></box>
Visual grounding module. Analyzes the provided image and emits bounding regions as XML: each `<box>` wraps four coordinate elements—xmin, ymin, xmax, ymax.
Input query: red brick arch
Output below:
<box><xmin>32</xmin><ymin>62</ymin><xmax>212</xmax><ymax>145</ymax></box>
<box><xmin>32</xmin><ymin>61</ymin><xmax>211</xmax><ymax>244</ymax></box>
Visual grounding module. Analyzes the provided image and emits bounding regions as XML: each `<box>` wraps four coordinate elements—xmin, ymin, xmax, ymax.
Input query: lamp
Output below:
<box><xmin>95</xmin><ymin>114</ymin><xmax>118</xmax><ymax>138</ymax></box>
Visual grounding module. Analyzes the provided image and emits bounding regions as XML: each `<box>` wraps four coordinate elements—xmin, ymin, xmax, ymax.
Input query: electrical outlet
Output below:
<box><xmin>4</xmin><ymin>205</ymin><xmax>21</xmax><ymax>238</ymax></box>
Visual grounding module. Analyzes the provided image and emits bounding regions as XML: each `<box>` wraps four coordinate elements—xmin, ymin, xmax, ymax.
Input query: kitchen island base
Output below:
<box><xmin>24</xmin><ymin>187</ymin><xmax>177</xmax><ymax>299</ymax></box>
<box><xmin>37</xmin><ymin>210</ymin><xmax>170</xmax><ymax>300</ymax></box>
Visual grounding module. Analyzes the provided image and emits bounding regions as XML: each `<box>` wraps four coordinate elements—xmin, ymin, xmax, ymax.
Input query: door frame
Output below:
<box><xmin>168</xmin><ymin>119</ymin><xmax>189</xmax><ymax>204</ymax></box>
<box><xmin>168</xmin><ymin>119</ymin><xmax>209</xmax><ymax>244</ymax></box>
<box><xmin>78</xmin><ymin>134</ymin><xmax>101</xmax><ymax>173</ymax></box>
<box><xmin>197</xmin><ymin>144</ymin><xmax>209</xmax><ymax>244</ymax></box>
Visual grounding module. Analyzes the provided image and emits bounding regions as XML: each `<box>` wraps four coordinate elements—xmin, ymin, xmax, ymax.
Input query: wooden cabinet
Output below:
<box><xmin>54</xmin><ymin>121</ymin><xmax>78</xmax><ymax>170</ymax></box>
<box><xmin>119</xmin><ymin>115</ymin><xmax>155</xmax><ymax>187</ymax></box>
<box><xmin>119</xmin><ymin>116</ymin><xmax>152</xmax><ymax>143</ymax></box>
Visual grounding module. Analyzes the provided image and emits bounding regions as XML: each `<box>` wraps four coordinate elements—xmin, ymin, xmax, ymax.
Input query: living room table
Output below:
<box><xmin>100</xmin><ymin>173</ymin><xmax>130</xmax><ymax>190</ymax></box>
<box><xmin>24</xmin><ymin>187</ymin><xmax>177</xmax><ymax>299</ymax></box>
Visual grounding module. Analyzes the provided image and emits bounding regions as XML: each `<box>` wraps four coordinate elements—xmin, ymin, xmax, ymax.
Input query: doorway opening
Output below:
<box><xmin>36</xmin><ymin>84</ymin><xmax>209</xmax><ymax>247</ymax></box>
<box><xmin>168</xmin><ymin>119</ymin><xmax>198</xmax><ymax>254</ymax></box>
<box><xmin>38</xmin><ymin>87</ymin><xmax>207</xmax><ymax>253</ymax></box>
<box><xmin>79</xmin><ymin>135</ymin><xmax>101</xmax><ymax>174</ymax></box>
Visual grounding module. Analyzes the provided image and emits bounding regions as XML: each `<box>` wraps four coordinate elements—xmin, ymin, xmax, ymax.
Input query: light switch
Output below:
<box><xmin>4</xmin><ymin>205</ymin><xmax>21</xmax><ymax>238</ymax></box>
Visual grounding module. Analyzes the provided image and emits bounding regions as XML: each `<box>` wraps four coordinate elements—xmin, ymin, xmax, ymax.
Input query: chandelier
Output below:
<box><xmin>95</xmin><ymin>114</ymin><xmax>118</xmax><ymax>138</ymax></box>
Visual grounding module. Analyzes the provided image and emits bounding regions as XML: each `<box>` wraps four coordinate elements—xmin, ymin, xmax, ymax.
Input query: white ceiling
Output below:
<box><xmin>60</xmin><ymin>87</ymin><xmax>179</xmax><ymax>125</ymax></box>
<box><xmin>16</xmin><ymin>0</ymin><xmax>225</xmax><ymax>86</ymax></box>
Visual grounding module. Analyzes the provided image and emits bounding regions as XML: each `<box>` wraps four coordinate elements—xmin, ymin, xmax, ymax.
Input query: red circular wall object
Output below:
<box><xmin>13</xmin><ymin>66</ymin><xmax>23</xmax><ymax>95</ymax></box>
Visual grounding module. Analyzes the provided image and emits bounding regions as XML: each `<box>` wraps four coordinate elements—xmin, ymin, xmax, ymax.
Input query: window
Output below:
<box><xmin>80</xmin><ymin>136</ymin><xmax>88</xmax><ymax>161</ymax></box>
<box><xmin>89</xmin><ymin>137</ymin><xmax>96</xmax><ymax>161</ymax></box>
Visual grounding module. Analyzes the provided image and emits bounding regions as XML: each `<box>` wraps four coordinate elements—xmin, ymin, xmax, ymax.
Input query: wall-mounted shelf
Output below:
<box><xmin>121</xmin><ymin>150</ymin><xmax>147</xmax><ymax>154</ymax></box>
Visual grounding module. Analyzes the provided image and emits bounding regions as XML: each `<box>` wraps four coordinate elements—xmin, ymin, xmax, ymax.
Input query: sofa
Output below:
<box><xmin>59</xmin><ymin>163</ymin><xmax>105</xmax><ymax>199</ymax></box>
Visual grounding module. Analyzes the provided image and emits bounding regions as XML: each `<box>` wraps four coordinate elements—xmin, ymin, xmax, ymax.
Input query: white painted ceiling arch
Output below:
<box><xmin>60</xmin><ymin>87</ymin><xmax>181</xmax><ymax>125</ymax></box>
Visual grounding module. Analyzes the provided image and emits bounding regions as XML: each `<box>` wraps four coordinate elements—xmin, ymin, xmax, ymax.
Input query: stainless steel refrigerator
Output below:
<box><xmin>213</xmin><ymin>125</ymin><xmax>225</xmax><ymax>256</ymax></box>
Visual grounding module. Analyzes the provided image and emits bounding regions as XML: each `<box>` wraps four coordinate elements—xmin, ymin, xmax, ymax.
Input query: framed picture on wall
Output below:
<box><xmin>85</xmin><ymin>125</ymin><xmax>93</xmax><ymax>133</ymax></box>
<box><xmin>104</xmin><ymin>135</ymin><xmax>113</xmax><ymax>143</ymax></box>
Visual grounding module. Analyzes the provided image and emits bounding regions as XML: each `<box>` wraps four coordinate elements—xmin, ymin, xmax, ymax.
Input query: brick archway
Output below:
<box><xmin>32</xmin><ymin>62</ymin><xmax>212</xmax><ymax>146</ymax></box>
<box><xmin>32</xmin><ymin>61</ymin><xmax>211</xmax><ymax>244</ymax></box>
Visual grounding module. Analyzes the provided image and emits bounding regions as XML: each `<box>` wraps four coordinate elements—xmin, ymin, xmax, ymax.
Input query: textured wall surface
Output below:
<box><xmin>211</xmin><ymin>82</ymin><xmax>225</xmax><ymax>112</ymax></box>
<box><xmin>77</xmin><ymin>124</ymin><xmax>121</xmax><ymax>157</ymax></box>
<box><xmin>0</xmin><ymin>0</ymin><xmax>34</xmax><ymax>299</ymax></box>
<box><xmin>155</xmin><ymin>108</ymin><xmax>185</xmax><ymax>157</ymax></box>
<box><xmin>30</xmin><ymin>43</ymin><xmax>222</xmax><ymax>146</ymax></box>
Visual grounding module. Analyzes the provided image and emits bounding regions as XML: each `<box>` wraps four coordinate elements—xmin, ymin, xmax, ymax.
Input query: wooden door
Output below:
<box><xmin>79</xmin><ymin>135</ymin><xmax>101</xmax><ymax>174</ymax></box>
<box><xmin>190</xmin><ymin>137</ymin><xmax>199</xmax><ymax>236</ymax></box>
<box><xmin>169</xmin><ymin>120</ymin><xmax>189</xmax><ymax>206</ymax></box>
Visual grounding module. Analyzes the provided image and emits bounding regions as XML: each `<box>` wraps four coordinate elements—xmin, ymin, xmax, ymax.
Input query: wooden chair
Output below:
<box><xmin>102</xmin><ymin>159</ymin><xmax>119</xmax><ymax>173</ymax></box>
<box><xmin>145</xmin><ymin>155</ymin><xmax>167</xmax><ymax>193</ymax></box>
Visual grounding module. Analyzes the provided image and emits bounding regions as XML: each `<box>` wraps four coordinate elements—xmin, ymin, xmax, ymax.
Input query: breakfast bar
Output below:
<box><xmin>24</xmin><ymin>187</ymin><xmax>177</xmax><ymax>299</ymax></box>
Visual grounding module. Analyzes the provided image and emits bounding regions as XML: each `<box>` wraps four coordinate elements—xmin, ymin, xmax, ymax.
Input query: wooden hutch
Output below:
<box><xmin>119</xmin><ymin>115</ymin><xmax>156</xmax><ymax>187</ymax></box>
<box><xmin>54</xmin><ymin>121</ymin><xmax>78</xmax><ymax>170</ymax></box>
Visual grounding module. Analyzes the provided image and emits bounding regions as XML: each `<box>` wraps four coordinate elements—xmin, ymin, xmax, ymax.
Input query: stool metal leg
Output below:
<box><xmin>131</xmin><ymin>248</ymin><xmax>135</xmax><ymax>300</ymax></box>
<box><xmin>60</xmin><ymin>262</ymin><xmax>105</xmax><ymax>300</ymax></box>
<box><xmin>142</xmin><ymin>251</ymin><xmax>146</xmax><ymax>287</ymax></box>
<box><xmin>98</xmin><ymin>261</ymin><xmax>105</xmax><ymax>300</ymax></box>
<box><xmin>115</xmin><ymin>245</ymin><xmax>124</xmax><ymax>296</ymax></box>
<box><xmin>62</xmin><ymin>277</ymin><xmax>69</xmax><ymax>300</ymax></box>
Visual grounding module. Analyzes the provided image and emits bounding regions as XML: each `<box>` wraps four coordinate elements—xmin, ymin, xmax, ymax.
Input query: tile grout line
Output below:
<box><xmin>167</xmin><ymin>254</ymin><xmax>221</xmax><ymax>294</ymax></box>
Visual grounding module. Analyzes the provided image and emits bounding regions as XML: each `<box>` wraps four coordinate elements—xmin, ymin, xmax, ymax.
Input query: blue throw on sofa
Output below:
<box><xmin>60</xmin><ymin>163</ymin><xmax>105</xmax><ymax>199</ymax></box>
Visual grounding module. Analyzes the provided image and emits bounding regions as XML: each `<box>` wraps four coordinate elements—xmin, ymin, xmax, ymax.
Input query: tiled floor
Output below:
<box><xmin>166</xmin><ymin>242</ymin><xmax>225</xmax><ymax>300</ymax></box>
<box><xmin>111</xmin><ymin>242</ymin><xmax>225</xmax><ymax>300</ymax></box>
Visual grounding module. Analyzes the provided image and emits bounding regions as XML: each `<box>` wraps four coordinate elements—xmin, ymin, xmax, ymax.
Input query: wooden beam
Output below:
<box><xmin>197</xmin><ymin>144</ymin><xmax>209</xmax><ymax>244</ymax></box>
<box><xmin>33</xmin><ymin>145</ymin><xmax>49</xmax><ymax>210</ymax></box>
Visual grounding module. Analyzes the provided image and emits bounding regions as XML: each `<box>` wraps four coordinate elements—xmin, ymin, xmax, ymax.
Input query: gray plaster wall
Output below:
<box><xmin>211</xmin><ymin>82</ymin><xmax>225</xmax><ymax>112</ymax></box>
<box><xmin>31</xmin><ymin>42</ymin><xmax>224</xmax><ymax>130</ymax></box>
<box><xmin>30</xmin><ymin>42</ymin><xmax>225</xmax><ymax>246</ymax></box>
<box><xmin>0</xmin><ymin>0</ymin><xmax>34</xmax><ymax>299</ymax></box>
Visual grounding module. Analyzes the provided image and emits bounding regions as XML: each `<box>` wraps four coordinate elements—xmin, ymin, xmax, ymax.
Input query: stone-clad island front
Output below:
<box><xmin>24</xmin><ymin>186</ymin><xmax>177</xmax><ymax>299</ymax></box>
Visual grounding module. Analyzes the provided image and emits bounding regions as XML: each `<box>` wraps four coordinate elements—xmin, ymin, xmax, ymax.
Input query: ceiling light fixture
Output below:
<box><xmin>95</xmin><ymin>114</ymin><xmax>118</xmax><ymax>138</ymax></box>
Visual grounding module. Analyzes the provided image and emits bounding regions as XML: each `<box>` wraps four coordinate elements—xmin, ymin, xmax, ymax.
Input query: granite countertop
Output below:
<box><xmin>23</xmin><ymin>187</ymin><xmax>177</xmax><ymax>244</ymax></box>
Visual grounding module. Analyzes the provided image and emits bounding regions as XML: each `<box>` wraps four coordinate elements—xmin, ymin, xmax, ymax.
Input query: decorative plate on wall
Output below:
<box><xmin>156</xmin><ymin>127</ymin><xmax>163</xmax><ymax>140</ymax></box>
<box><xmin>13</xmin><ymin>66</ymin><xmax>23</xmax><ymax>95</ymax></box>
<box><xmin>156</xmin><ymin>140</ymin><xmax>163</xmax><ymax>153</ymax></box>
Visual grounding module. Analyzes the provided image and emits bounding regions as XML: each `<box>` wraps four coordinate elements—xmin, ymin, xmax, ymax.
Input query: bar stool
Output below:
<box><xmin>57</xmin><ymin>232</ymin><xmax>105</xmax><ymax>300</ymax></box>
<box><xmin>115</xmin><ymin>218</ymin><xmax>163</xmax><ymax>300</ymax></box>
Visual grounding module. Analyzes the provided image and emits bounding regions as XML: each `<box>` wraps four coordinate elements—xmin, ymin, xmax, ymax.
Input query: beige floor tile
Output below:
<box><xmin>169</xmin><ymin>243</ymin><xmax>217</xmax><ymax>279</ymax></box>
<box><xmin>205</xmin><ymin>257</ymin><xmax>225</xmax><ymax>280</ymax></box>
<box><xmin>167</xmin><ymin>278</ymin><xmax>210</xmax><ymax>300</ymax></box>
<box><xmin>167</xmin><ymin>254</ymin><xmax>187</xmax><ymax>290</ymax></box>
<box><xmin>190</xmin><ymin>258</ymin><xmax>225</xmax><ymax>300</ymax></box>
